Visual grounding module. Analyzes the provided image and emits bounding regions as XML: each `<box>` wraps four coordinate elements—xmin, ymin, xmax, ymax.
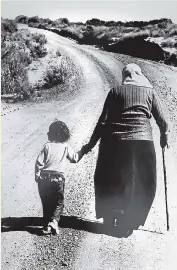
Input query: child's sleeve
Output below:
<box><xmin>35</xmin><ymin>143</ymin><xmax>49</xmax><ymax>181</ymax></box>
<box><xmin>66</xmin><ymin>144</ymin><xmax>79</xmax><ymax>163</ymax></box>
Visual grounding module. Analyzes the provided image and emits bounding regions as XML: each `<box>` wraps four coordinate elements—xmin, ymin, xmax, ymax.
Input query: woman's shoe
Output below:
<box><xmin>103</xmin><ymin>217</ymin><xmax>116</xmax><ymax>231</ymax></box>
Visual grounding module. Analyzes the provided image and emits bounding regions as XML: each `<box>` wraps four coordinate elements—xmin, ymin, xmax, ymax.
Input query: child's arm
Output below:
<box><xmin>35</xmin><ymin>143</ymin><xmax>49</xmax><ymax>181</ymax></box>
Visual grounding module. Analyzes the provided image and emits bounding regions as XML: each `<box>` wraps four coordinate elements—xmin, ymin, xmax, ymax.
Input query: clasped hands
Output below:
<box><xmin>77</xmin><ymin>143</ymin><xmax>92</xmax><ymax>161</ymax></box>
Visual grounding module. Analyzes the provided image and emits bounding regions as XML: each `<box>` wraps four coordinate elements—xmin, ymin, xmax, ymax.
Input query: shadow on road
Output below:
<box><xmin>1</xmin><ymin>216</ymin><xmax>135</xmax><ymax>238</ymax></box>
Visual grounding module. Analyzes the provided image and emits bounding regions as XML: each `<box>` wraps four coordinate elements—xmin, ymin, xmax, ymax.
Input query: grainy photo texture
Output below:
<box><xmin>1</xmin><ymin>1</ymin><xmax>177</xmax><ymax>269</ymax></box>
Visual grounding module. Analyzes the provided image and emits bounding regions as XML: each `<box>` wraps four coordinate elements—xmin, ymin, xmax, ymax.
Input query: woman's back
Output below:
<box><xmin>108</xmin><ymin>85</ymin><xmax>153</xmax><ymax>119</ymax></box>
<box><xmin>100</xmin><ymin>85</ymin><xmax>167</xmax><ymax>141</ymax></box>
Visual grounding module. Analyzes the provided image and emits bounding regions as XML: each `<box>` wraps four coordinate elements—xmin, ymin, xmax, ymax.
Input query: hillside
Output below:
<box><xmin>15</xmin><ymin>16</ymin><xmax>177</xmax><ymax>66</ymax></box>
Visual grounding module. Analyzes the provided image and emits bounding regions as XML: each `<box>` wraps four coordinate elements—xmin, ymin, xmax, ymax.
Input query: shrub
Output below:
<box><xmin>161</xmin><ymin>38</ymin><xmax>177</xmax><ymax>48</ymax></box>
<box><xmin>150</xmin><ymin>28</ymin><xmax>166</xmax><ymax>37</ymax></box>
<box><xmin>5</xmin><ymin>28</ymin><xmax>48</xmax><ymax>59</ymax></box>
<box><xmin>32</xmin><ymin>33</ymin><xmax>47</xmax><ymax>46</ymax></box>
<box><xmin>1</xmin><ymin>44</ymin><xmax>31</xmax><ymax>97</ymax></box>
<box><xmin>30</xmin><ymin>43</ymin><xmax>47</xmax><ymax>58</ymax></box>
<box><xmin>105</xmin><ymin>21</ymin><xmax>118</xmax><ymax>27</ymax></box>
<box><xmin>15</xmin><ymin>15</ymin><xmax>28</xmax><ymax>24</ymax></box>
<box><xmin>1</xmin><ymin>18</ymin><xmax>17</xmax><ymax>33</ymax></box>
<box><xmin>1</xmin><ymin>19</ymin><xmax>17</xmax><ymax>42</ymax></box>
<box><xmin>86</xmin><ymin>18</ymin><xmax>105</xmax><ymax>26</ymax></box>
<box><xmin>59</xmin><ymin>29</ymin><xmax>80</xmax><ymax>41</ymax></box>
<box><xmin>43</xmin><ymin>65</ymin><xmax>64</xmax><ymax>88</ymax></box>
<box><xmin>164</xmin><ymin>53</ymin><xmax>177</xmax><ymax>66</ymax></box>
<box><xmin>43</xmin><ymin>18</ymin><xmax>52</xmax><ymax>24</ymax></box>
<box><xmin>60</xmin><ymin>18</ymin><xmax>70</xmax><ymax>25</ymax></box>
<box><xmin>28</xmin><ymin>16</ymin><xmax>40</xmax><ymax>24</ymax></box>
<box><xmin>169</xmin><ymin>28</ymin><xmax>177</xmax><ymax>36</ymax></box>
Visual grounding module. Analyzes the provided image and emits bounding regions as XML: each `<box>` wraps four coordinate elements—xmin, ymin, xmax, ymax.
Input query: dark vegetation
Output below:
<box><xmin>104</xmin><ymin>36</ymin><xmax>165</xmax><ymax>62</ymax></box>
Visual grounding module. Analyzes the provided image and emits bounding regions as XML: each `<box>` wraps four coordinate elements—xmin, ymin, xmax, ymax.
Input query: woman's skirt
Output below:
<box><xmin>94</xmin><ymin>137</ymin><xmax>156</xmax><ymax>229</ymax></box>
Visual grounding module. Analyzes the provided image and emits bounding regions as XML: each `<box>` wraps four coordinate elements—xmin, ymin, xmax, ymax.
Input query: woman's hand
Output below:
<box><xmin>77</xmin><ymin>144</ymin><xmax>92</xmax><ymax>162</ymax></box>
<box><xmin>160</xmin><ymin>133</ymin><xmax>169</xmax><ymax>149</ymax></box>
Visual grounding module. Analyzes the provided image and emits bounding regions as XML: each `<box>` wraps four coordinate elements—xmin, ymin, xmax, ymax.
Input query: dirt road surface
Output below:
<box><xmin>1</xmin><ymin>26</ymin><xmax>177</xmax><ymax>270</ymax></box>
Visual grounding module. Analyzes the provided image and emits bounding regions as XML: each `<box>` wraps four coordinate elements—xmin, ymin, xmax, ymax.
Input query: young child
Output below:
<box><xmin>35</xmin><ymin>119</ymin><xmax>83</xmax><ymax>235</ymax></box>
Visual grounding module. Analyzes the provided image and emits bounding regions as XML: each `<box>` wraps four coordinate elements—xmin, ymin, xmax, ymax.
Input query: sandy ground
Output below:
<box><xmin>1</xmin><ymin>27</ymin><xmax>177</xmax><ymax>270</ymax></box>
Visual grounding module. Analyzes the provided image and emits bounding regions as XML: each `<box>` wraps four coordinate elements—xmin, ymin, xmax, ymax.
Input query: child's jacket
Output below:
<box><xmin>35</xmin><ymin>142</ymin><xmax>79</xmax><ymax>181</ymax></box>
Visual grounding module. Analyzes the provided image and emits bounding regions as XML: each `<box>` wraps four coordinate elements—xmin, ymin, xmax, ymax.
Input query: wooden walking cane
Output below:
<box><xmin>162</xmin><ymin>147</ymin><xmax>170</xmax><ymax>231</ymax></box>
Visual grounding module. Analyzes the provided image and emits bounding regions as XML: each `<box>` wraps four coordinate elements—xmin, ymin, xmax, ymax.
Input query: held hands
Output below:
<box><xmin>77</xmin><ymin>143</ymin><xmax>92</xmax><ymax>162</ymax></box>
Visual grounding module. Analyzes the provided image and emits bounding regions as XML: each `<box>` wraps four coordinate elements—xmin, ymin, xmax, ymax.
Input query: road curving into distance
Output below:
<box><xmin>1</xmin><ymin>26</ymin><xmax>177</xmax><ymax>270</ymax></box>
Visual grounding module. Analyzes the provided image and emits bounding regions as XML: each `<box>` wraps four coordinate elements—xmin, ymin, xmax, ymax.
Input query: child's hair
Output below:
<box><xmin>48</xmin><ymin>120</ymin><xmax>70</xmax><ymax>143</ymax></box>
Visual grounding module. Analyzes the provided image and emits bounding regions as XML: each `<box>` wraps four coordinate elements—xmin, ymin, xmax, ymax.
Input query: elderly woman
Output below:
<box><xmin>83</xmin><ymin>63</ymin><xmax>169</xmax><ymax>234</ymax></box>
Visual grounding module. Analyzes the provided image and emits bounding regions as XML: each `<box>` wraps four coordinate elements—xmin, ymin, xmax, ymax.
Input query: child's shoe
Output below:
<box><xmin>48</xmin><ymin>219</ymin><xmax>60</xmax><ymax>235</ymax></box>
<box><xmin>41</xmin><ymin>225</ymin><xmax>52</xmax><ymax>235</ymax></box>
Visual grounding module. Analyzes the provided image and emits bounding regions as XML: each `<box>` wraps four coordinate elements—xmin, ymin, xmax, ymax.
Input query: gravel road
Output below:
<box><xmin>1</xmin><ymin>27</ymin><xmax>177</xmax><ymax>270</ymax></box>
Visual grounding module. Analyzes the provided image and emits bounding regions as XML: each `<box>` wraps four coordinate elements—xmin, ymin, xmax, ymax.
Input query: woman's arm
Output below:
<box><xmin>151</xmin><ymin>91</ymin><xmax>169</xmax><ymax>148</ymax></box>
<box><xmin>85</xmin><ymin>88</ymin><xmax>114</xmax><ymax>152</ymax></box>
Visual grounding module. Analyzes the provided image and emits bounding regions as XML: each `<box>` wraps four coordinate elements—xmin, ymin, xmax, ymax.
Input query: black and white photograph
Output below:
<box><xmin>1</xmin><ymin>0</ymin><xmax>177</xmax><ymax>269</ymax></box>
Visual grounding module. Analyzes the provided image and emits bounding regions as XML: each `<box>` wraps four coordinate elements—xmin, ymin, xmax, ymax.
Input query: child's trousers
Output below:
<box><xmin>38</xmin><ymin>172</ymin><xmax>65</xmax><ymax>225</ymax></box>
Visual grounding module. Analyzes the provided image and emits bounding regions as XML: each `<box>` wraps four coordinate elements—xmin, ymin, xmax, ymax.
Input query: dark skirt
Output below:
<box><xmin>94</xmin><ymin>137</ymin><xmax>156</xmax><ymax>229</ymax></box>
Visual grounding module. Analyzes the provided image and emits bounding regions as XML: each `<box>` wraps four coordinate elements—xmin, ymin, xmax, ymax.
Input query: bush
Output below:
<box><xmin>60</xmin><ymin>18</ymin><xmax>70</xmax><ymax>25</ymax></box>
<box><xmin>15</xmin><ymin>15</ymin><xmax>28</xmax><ymax>24</ymax></box>
<box><xmin>1</xmin><ymin>18</ymin><xmax>17</xmax><ymax>33</ymax></box>
<box><xmin>4</xmin><ymin>28</ymin><xmax>48</xmax><ymax>59</ymax></box>
<box><xmin>28</xmin><ymin>16</ymin><xmax>40</xmax><ymax>24</ymax></box>
<box><xmin>86</xmin><ymin>18</ymin><xmax>105</xmax><ymax>26</ymax></box>
<box><xmin>43</xmin><ymin>65</ymin><xmax>64</xmax><ymax>88</ymax></box>
<box><xmin>1</xmin><ymin>44</ymin><xmax>31</xmax><ymax>97</ymax></box>
<box><xmin>1</xmin><ymin>19</ymin><xmax>17</xmax><ymax>42</ymax></box>
<box><xmin>32</xmin><ymin>32</ymin><xmax>47</xmax><ymax>46</ymax></box>
<box><xmin>161</xmin><ymin>38</ymin><xmax>177</xmax><ymax>48</ymax></box>
<box><xmin>59</xmin><ymin>29</ymin><xmax>80</xmax><ymax>41</ymax></box>
<box><xmin>30</xmin><ymin>43</ymin><xmax>47</xmax><ymax>58</ymax></box>
<box><xmin>28</xmin><ymin>22</ymin><xmax>40</xmax><ymax>28</ymax></box>
<box><xmin>150</xmin><ymin>28</ymin><xmax>166</xmax><ymax>37</ymax></box>
<box><xmin>169</xmin><ymin>28</ymin><xmax>177</xmax><ymax>36</ymax></box>
<box><xmin>164</xmin><ymin>53</ymin><xmax>177</xmax><ymax>66</ymax></box>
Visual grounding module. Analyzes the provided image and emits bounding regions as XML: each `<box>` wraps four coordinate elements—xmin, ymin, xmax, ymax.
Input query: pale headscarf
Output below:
<box><xmin>122</xmin><ymin>63</ymin><xmax>153</xmax><ymax>88</ymax></box>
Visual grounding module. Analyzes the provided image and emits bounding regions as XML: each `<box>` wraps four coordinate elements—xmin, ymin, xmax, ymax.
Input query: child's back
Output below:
<box><xmin>35</xmin><ymin>142</ymin><xmax>78</xmax><ymax>179</ymax></box>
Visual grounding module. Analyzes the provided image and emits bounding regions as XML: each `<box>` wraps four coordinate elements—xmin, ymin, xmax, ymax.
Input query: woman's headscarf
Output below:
<box><xmin>122</xmin><ymin>63</ymin><xmax>153</xmax><ymax>88</ymax></box>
